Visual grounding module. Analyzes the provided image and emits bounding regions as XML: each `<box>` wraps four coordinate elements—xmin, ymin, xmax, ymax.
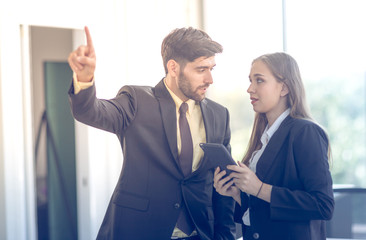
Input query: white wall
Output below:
<box><xmin>0</xmin><ymin>0</ymin><xmax>201</xmax><ymax>239</ymax></box>
<box><xmin>0</xmin><ymin>20</ymin><xmax>32</xmax><ymax>240</ymax></box>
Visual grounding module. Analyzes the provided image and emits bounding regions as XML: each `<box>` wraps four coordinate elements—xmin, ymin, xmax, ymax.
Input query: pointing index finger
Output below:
<box><xmin>84</xmin><ymin>26</ymin><xmax>94</xmax><ymax>52</ymax></box>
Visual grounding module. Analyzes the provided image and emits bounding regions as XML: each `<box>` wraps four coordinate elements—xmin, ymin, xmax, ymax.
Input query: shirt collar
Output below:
<box><xmin>263</xmin><ymin>108</ymin><xmax>290</xmax><ymax>143</ymax></box>
<box><xmin>163</xmin><ymin>78</ymin><xmax>196</xmax><ymax>115</ymax></box>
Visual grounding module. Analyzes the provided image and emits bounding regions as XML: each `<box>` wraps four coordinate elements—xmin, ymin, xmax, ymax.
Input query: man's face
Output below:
<box><xmin>177</xmin><ymin>56</ymin><xmax>216</xmax><ymax>102</ymax></box>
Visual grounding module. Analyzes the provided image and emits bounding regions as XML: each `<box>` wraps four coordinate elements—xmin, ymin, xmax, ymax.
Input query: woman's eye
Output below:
<box><xmin>257</xmin><ymin>78</ymin><xmax>264</xmax><ymax>83</ymax></box>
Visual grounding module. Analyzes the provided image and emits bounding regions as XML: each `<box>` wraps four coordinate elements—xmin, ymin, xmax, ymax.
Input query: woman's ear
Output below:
<box><xmin>280</xmin><ymin>83</ymin><xmax>289</xmax><ymax>97</ymax></box>
<box><xmin>167</xmin><ymin>59</ymin><xmax>180</xmax><ymax>77</ymax></box>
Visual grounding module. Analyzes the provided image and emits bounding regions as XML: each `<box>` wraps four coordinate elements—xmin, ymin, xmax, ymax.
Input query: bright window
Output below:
<box><xmin>205</xmin><ymin>0</ymin><xmax>366</xmax><ymax>187</ymax></box>
<box><xmin>286</xmin><ymin>0</ymin><xmax>366</xmax><ymax>187</ymax></box>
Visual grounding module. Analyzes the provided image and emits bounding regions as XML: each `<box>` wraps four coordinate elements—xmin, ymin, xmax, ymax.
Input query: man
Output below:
<box><xmin>68</xmin><ymin>26</ymin><xmax>235</xmax><ymax>240</ymax></box>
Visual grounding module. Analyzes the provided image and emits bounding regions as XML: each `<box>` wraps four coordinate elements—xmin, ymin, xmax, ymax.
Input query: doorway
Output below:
<box><xmin>30</xmin><ymin>26</ymin><xmax>78</xmax><ymax>240</ymax></box>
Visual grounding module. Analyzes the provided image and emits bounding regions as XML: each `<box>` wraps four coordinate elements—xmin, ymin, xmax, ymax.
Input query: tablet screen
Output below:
<box><xmin>199</xmin><ymin>143</ymin><xmax>237</xmax><ymax>175</ymax></box>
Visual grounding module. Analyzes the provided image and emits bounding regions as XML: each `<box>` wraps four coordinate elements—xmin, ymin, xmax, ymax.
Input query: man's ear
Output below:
<box><xmin>281</xmin><ymin>83</ymin><xmax>289</xmax><ymax>97</ymax></box>
<box><xmin>167</xmin><ymin>59</ymin><xmax>180</xmax><ymax>77</ymax></box>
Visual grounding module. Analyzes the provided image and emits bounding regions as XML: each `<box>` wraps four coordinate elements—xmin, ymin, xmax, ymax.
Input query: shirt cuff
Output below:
<box><xmin>73</xmin><ymin>72</ymin><xmax>94</xmax><ymax>94</ymax></box>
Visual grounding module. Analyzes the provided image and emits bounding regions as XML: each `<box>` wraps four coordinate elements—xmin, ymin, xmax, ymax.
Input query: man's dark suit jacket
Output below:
<box><xmin>234</xmin><ymin>116</ymin><xmax>334</xmax><ymax>240</ymax></box>
<box><xmin>69</xmin><ymin>79</ymin><xmax>236</xmax><ymax>240</ymax></box>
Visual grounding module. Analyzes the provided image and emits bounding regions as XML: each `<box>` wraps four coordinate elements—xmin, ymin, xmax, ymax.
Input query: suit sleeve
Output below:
<box><xmin>68</xmin><ymin>82</ymin><xmax>137</xmax><ymax>134</ymax></box>
<box><xmin>212</xmin><ymin>108</ymin><xmax>236</xmax><ymax>240</ymax></box>
<box><xmin>270</xmin><ymin>123</ymin><xmax>334</xmax><ymax>221</ymax></box>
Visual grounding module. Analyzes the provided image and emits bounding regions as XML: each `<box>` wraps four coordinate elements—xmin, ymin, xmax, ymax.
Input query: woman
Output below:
<box><xmin>214</xmin><ymin>52</ymin><xmax>334</xmax><ymax>240</ymax></box>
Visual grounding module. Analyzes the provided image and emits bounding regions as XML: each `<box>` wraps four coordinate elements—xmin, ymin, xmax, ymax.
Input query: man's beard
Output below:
<box><xmin>178</xmin><ymin>70</ymin><xmax>207</xmax><ymax>102</ymax></box>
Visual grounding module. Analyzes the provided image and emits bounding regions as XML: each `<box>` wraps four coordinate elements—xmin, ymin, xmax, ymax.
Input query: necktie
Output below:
<box><xmin>178</xmin><ymin>102</ymin><xmax>193</xmax><ymax>176</ymax></box>
<box><xmin>176</xmin><ymin>102</ymin><xmax>195</xmax><ymax>235</ymax></box>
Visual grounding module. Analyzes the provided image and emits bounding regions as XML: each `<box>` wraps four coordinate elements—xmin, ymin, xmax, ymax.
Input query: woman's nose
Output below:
<box><xmin>247</xmin><ymin>83</ymin><xmax>254</xmax><ymax>93</ymax></box>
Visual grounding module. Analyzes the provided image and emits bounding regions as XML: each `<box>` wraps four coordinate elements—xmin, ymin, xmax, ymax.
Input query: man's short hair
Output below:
<box><xmin>161</xmin><ymin>27</ymin><xmax>223</xmax><ymax>74</ymax></box>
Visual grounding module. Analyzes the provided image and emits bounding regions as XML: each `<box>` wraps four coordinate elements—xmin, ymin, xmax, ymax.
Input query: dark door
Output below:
<box><xmin>40</xmin><ymin>61</ymin><xmax>78</xmax><ymax>240</ymax></box>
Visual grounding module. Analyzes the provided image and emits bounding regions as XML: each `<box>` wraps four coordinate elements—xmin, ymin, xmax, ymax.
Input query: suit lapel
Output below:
<box><xmin>190</xmin><ymin>99</ymin><xmax>215</xmax><ymax>174</ymax></box>
<box><xmin>200</xmin><ymin>99</ymin><xmax>215</xmax><ymax>143</ymax></box>
<box><xmin>256</xmin><ymin>116</ymin><xmax>295</xmax><ymax>180</ymax></box>
<box><xmin>154</xmin><ymin>79</ymin><xmax>179</xmax><ymax>163</ymax></box>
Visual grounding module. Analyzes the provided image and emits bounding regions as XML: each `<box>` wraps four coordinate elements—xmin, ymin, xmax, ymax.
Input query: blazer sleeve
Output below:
<box><xmin>270</xmin><ymin>123</ymin><xmax>334</xmax><ymax>221</ymax></box>
<box><xmin>68</xmin><ymin>82</ymin><xmax>137</xmax><ymax>134</ymax></box>
<box><xmin>212</xmin><ymin>108</ymin><xmax>236</xmax><ymax>240</ymax></box>
<box><xmin>234</xmin><ymin>191</ymin><xmax>248</xmax><ymax>224</ymax></box>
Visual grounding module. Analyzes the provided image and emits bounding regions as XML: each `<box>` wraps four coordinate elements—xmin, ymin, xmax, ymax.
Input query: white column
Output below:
<box><xmin>0</xmin><ymin>19</ymin><xmax>36</xmax><ymax>240</ymax></box>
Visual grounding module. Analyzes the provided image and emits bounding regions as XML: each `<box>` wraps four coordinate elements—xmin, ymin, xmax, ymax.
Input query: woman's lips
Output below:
<box><xmin>250</xmin><ymin>97</ymin><xmax>258</xmax><ymax>104</ymax></box>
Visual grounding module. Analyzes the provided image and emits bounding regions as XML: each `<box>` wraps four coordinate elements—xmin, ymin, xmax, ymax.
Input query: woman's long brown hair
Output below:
<box><xmin>242</xmin><ymin>52</ymin><xmax>331</xmax><ymax>165</ymax></box>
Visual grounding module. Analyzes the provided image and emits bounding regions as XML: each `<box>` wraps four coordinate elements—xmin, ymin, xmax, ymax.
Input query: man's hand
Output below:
<box><xmin>68</xmin><ymin>26</ymin><xmax>96</xmax><ymax>82</ymax></box>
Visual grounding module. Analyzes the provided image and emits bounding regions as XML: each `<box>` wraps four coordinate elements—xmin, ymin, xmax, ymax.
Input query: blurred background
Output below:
<box><xmin>0</xmin><ymin>0</ymin><xmax>365</xmax><ymax>239</ymax></box>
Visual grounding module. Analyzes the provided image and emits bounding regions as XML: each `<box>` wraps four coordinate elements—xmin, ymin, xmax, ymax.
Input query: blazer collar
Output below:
<box><xmin>200</xmin><ymin>98</ymin><xmax>215</xmax><ymax>143</ymax></box>
<box><xmin>155</xmin><ymin>79</ymin><xmax>216</xmax><ymax>145</ymax></box>
<box><xmin>256</xmin><ymin>116</ymin><xmax>296</xmax><ymax>180</ymax></box>
<box><xmin>155</xmin><ymin>79</ymin><xmax>179</xmax><ymax>162</ymax></box>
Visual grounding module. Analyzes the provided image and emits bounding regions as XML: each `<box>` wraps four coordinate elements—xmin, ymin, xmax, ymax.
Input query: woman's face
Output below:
<box><xmin>247</xmin><ymin>60</ymin><xmax>288</xmax><ymax>124</ymax></box>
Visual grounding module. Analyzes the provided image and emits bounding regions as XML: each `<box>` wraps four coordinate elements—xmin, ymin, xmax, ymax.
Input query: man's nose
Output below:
<box><xmin>205</xmin><ymin>72</ymin><xmax>213</xmax><ymax>84</ymax></box>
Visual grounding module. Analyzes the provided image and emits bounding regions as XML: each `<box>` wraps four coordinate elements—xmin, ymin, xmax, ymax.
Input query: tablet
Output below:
<box><xmin>199</xmin><ymin>143</ymin><xmax>237</xmax><ymax>176</ymax></box>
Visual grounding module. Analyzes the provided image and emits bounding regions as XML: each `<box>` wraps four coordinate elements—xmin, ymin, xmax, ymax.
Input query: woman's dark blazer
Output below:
<box><xmin>234</xmin><ymin>116</ymin><xmax>334</xmax><ymax>240</ymax></box>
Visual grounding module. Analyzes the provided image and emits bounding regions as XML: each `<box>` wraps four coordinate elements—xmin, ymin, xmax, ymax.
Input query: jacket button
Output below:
<box><xmin>174</xmin><ymin>203</ymin><xmax>180</xmax><ymax>209</ymax></box>
<box><xmin>253</xmin><ymin>233</ymin><xmax>259</xmax><ymax>239</ymax></box>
